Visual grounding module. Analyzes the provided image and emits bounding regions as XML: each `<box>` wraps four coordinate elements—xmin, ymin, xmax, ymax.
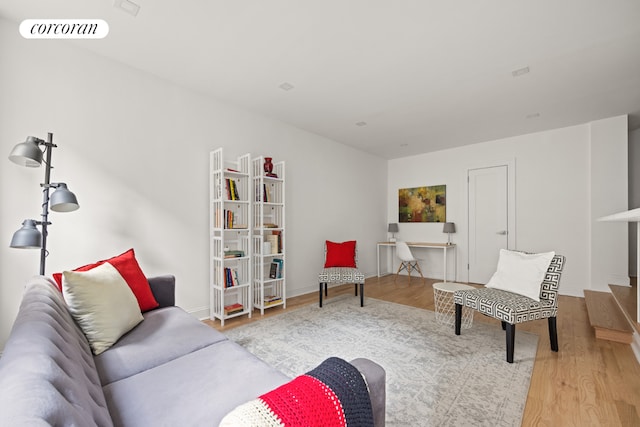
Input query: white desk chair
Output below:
<box><xmin>395</xmin><ymin>241</ymin><xmax>424</xmax><ymax>284</ymax></box>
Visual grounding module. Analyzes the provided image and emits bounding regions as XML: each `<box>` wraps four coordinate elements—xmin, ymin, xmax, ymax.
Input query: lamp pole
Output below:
<box><xmin>9</xmin><ymin>132</ymin><xmax>80</xmax><ymax>275</ymax></box>
<box><xmin>38</xmin><ymin>132</ymin><xmax>55</xmax><ymax>275</ymax></box>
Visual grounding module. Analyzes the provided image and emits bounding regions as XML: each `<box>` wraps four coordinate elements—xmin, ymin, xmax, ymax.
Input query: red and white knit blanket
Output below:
<box><xmin>219</xmin><ymin>357</ymin><xmax>374</xmax><ymax>426</ymax></box>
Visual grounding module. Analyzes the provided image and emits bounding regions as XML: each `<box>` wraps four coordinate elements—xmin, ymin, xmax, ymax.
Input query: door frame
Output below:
<box><xmin>462</xmin><ymin>158</ymin><xmax>517</xmax><ymax>283</ymax></box>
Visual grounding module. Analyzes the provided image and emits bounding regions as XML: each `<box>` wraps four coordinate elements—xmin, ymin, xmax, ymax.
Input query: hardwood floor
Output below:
<box><xmin>205</xmin><ymin>275</ymin><xmax>640</xmax><ymax>426</ymax></box>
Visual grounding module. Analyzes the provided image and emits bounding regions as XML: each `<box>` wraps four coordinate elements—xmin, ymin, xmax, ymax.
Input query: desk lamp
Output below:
<box><xmin>443</xmin><ymin>222</ymin><xmax>456</xmax><ymax>245</ymax></box>
<box><xmin>388</xmin><ymin>223</ymin><xmax>399</xmax><ymax>242</ymax></box>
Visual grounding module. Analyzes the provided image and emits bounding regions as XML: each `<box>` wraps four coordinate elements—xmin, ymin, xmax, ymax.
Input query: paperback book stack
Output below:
<box><xmin>263</xmin><ymin>295</ymin><xmax>282</xmax><ymax>306</ymax></box>
<box><xmin>223</xmin><ymin>303</ymin><xmax>243</xmax><ymax>315</ymax></box>
<box><xmin>224</xmin><ymin>250</ymin><xmax>244</xmax><ymax>259</ymax></box>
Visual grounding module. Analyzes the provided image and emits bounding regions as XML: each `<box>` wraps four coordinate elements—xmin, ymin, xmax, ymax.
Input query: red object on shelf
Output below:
<box><xmin>263</xmin><ymin>157</ymin><xmax>273</xmax><ymax>174</ymax></box>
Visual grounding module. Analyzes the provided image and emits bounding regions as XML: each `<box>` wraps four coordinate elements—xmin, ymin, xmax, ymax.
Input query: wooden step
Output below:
<box><xmin>583</xmin><ymin>290</ymin><xmax>634</xmax><ymax>344</ymax></box>
<box><xmin>609</xmin><ymin>284</ymin><xmax>640</xmax><ymax>334</ymax></box>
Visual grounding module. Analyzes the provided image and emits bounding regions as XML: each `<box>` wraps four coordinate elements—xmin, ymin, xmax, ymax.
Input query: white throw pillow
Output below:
<box><xmin>63</xmin><ymin>262</ymin><xmax>144</xmax><ymax>355</ymax></box>
<box><xmin>485</xmin><ymin>249</ymin><xmax>555</xmax><ymax>302</ymax></box>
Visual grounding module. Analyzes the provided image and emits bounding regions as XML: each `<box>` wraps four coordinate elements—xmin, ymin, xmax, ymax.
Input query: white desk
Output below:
<box><xmin>377</xmin><ymin>242</ymin><xmax>457</xmax><ymax>282</ymax></box>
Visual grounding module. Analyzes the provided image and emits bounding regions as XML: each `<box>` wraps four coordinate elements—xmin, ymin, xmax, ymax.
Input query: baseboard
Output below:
<box><xmin>632</xmin><ymin>332</ymin><xmax>640</xmax><ymax>364</ymax></box>
<box><xmin>188</xmin><ymin>306</ymin><xmax>209</xmax><ymax>320</ymax></box>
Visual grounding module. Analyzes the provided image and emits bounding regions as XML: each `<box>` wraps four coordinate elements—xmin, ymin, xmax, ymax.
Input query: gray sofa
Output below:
<box><xmin>0</xmin><ymin>275</ymin><xmax>386</xmax><ymax>426</ymax></box>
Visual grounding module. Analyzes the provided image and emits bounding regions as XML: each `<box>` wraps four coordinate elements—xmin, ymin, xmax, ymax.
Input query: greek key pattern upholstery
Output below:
<box><xmin>318</xmin><ymin>267</ymin><xmax>365</xmax><ymax>285</ymax></box>
<box><xmin>454</xmin><ymin>254</ymin><xmax>565</xmax><ymax>324</ymax></box>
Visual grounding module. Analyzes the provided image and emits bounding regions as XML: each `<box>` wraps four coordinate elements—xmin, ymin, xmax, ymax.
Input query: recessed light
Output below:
<box><xmin>526</xmin><ymin>113</ymin><xmax>540</xmax><ymax>119</ymax></box>
<box><xmin>355</xmin><ymin>121</ymin><xmax>367</xmax><ymax>127</ymax></box>
<box><xmin>512</xmin><ymin>66</ymin><xmax>530</xmax><ymax>77</ymax></box>
<box><xmin>278</xmin><ymin>82</ymin><xmax>294</xmax><ymax>91</ymax></box>
<box><xmin>113</xmin><ymin>0</ymin><xmax>140</xmax><ymax>16</ymax></box>
<box><xmin>400</xmin><ymin>143</ymin><xmax>408</xmax><ymax>147</ymax></box>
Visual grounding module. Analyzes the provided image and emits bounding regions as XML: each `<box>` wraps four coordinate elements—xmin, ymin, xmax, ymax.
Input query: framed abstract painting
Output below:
<box><xmin>399</xmin><ymin>185</ymin><xmax>446</xmax><ymax>223</ymax></box>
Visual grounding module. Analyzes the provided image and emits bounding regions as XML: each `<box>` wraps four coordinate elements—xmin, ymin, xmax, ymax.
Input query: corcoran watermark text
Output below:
<box><xmin>20</xmin><ymin>19</ymin><xmax>109</xmax><ymax>39</ymax></box>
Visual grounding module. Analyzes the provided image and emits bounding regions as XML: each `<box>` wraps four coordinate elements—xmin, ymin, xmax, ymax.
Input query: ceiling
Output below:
<box><xmin>1</xmin><ymin>0</ymin><xmax>640</xmax><ymax>159</ymax></box>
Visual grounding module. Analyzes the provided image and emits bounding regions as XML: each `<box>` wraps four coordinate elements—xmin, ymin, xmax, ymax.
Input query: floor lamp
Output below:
<box><xmin>8</xmin><ymin>132</ymin><xmax>79</xmax><ymax>275</ymax></box>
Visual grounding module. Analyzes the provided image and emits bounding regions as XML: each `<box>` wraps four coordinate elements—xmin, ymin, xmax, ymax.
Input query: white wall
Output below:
<box><xmin>589</xmin><ymin>116</ymin><xmax>629</xmax><ymax>288</ymax></box>
<box><xmin>388</xmin><ymin>116</ymin><xmax>629</xmax><ymax>297</ymax></box>
<box><xmin>629</xmin><ymin>128</ymin><xmax>640</xmax><ymax>277</ymax></box>
<box><xmin>0</xmin><ymin>17</ymin><xmax>387</xmax><ymax>348</ymax></box>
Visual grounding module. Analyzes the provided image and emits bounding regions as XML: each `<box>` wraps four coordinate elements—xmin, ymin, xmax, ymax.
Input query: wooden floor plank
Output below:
<box><xmin>204</xmin><ymin>275</ymin><xmax>640</xmax><ymax>426</ymax></box>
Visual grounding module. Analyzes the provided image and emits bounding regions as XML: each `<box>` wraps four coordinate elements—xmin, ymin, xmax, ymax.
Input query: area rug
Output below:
<box><xmin>224</xmin><ymin>295</ymin><xmax>538</xmax><ymax>426</ymax></box>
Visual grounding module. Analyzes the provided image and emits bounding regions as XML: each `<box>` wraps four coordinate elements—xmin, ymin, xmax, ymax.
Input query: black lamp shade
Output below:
<box><xmin>50</xmin><ymin>183</ymin><xmax>79</xmax><ymax>212</ymax></box>
<box><xmin>8</xmin><ymin>137</ymin><xmax>43</xmax><ymax>167</ymax></box>
<box><xmin>388</xmin><ymin>223</ymin><xmax>399</xmax><ymax>233</ymax></box>
<box><xmin>443</xmin><ymin>222</ymin><xmax>456</xmax><ymax>233</ymax></box>
<box><xmin>10</xmin><ymin>219</ymin><xmax>42</xmax><ymax>248</ymax></box>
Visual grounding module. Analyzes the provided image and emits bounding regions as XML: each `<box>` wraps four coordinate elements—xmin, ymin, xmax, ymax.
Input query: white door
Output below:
<box><xmin>468</xmin><ymin>165</ymin><xmax>509</xmax><ymax>284</ymax></box>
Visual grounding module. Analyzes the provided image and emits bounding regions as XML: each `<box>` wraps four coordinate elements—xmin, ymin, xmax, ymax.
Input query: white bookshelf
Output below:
<box><xmin>252</xmin><ymin>156</ymin><xmax>286</xmax><ymax>315</ymax></box>
<box><xmin>209</xmin><ymin>148</ymin><xmax>252</xmax><ymax>325</ymax></box>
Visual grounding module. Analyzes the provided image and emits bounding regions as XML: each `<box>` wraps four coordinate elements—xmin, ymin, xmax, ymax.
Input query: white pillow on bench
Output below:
<box><xmin>485</xmin><ymin>249</ymin><xmax>555</xmax><ymax>302</ymax></box>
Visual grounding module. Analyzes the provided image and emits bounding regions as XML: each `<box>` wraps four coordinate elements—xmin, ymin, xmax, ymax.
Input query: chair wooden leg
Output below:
<box><xmin>506</xmin><ymin>323</ymin><xmax>515</xmax><ymax>363</ymax></box>
<box><xmin>501</xmin><ymin>321</ymin><xmax>506</xmax><ymax>331</ymax></box>
<box><xmin>455</xmin><ymin>304</ymin><xmax>462</xmax><ymax>335</ymax></box>
<box><xmin>319</xmin><ymin>282</ymin><xmax>324</xmax><ymax>307</ymax></box>
<box><xmin>394</xmin><ymin>263</ymin><xmax>404</xmax><ymax>284</ymax></box>
<box><xmin>414</xmin><ymin>261</ymin><xmax>425</xmax><ymax>281</ymax></box>
<box><xmin>359</xmin><ymin>283</ymin><xmax>364</xmax><ymax>307</ymax></box>
<box><xmin>548</xmin><ymin>317</ymin><xmax>559</xmax><ymax>352</ymax></box>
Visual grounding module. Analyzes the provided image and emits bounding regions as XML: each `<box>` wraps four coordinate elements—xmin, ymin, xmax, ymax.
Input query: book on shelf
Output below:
<box><xmin>224</xmin><ymin>302</ymin><xmax>243</xmax><ymax>315</ymax></box>
<box><xmin>224</xmin><ymin>250</ymin><xmax>245</xmax><ymax>258</ymax></box>
<box><xmin>264</xmin><ymin>295</ymin><xmax>282</xmax><ymax>306</ymax></box>
<box><xmin>225</xmin><ymin>178</ymin><xmax>240</xmax><ymax>200</ymax></box>
<box><xmin>267</xmin><ymin>234</ymin><xmax>279</xmax><ymax>254</ymax></box>
<box><xmin>271</xmin><ymin>230</ymin><xmax>282</xmax><ymax>254</ymax></box>
<box><xmin>223</xmin><ymin>267</ymin><xmax>240</xmax><ymax>287</ymax></box>
<box><xmin>223</xmin><ymin>210</ymin><xmax>246</xmax><ymax>229</ymax></box>
<box><xmin>272</xmin><ymin>258</ymin><xmax>284</xmax><ymax>278</ymax></box>
<box><xmin>269</xmin><ymin>262</ymin><xmax>279</xmax><ymax>279</ymax></box>
<box><xmin>224</xmin><ymin>209</ymin><xmax>234</xmax><ymax>229</ymax></box>
<box><xmin>225</xmin><ymin>179</ymin><xmax>231</xmax><ymax>200</ymax></box>
<box><xmin>214</xmin><ymin>208</ymin><xmax>221</xmax><ymax>228</ymax></box>
<box><xmin>263</xmin><ymin>183</ymin><xmax>271</xmax><ymax>203</ymax></box>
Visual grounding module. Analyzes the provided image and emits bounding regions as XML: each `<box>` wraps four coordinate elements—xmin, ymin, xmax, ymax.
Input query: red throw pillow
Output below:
<box><xmin>324</xmin><ymin>240</ymin><xmax>357</xmax><ymax>268</ymax></box>
<box><xmin>52</xmin><ymin>248</ymin><xmax>159</xmax><ymax>312</ymax></box>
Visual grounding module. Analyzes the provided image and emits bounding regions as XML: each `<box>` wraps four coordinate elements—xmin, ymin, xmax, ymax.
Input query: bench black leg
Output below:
<box><xmin>506</xmin><ymin>323</ymin><xmax>515</xmax><ymax>363</ymax></box>
<box><xmin>324</xmin><ymin>283</ymin><xmax>328</xmax><ymax>297</ymax></box>
<box><xmin>548</xmin><ymin>317</ymin><xmax>558</xmax><ymax>352</ymax></box>
<box><xmin>354</xmin><ymin>283</ymin><xmax>358</xmax><ymax>296</ymax></box>
<box><xmin>455</xmin><ymin>304</ymin><xmax>462</xmax><ymax>335</ymax></box>
<box><xmin>501</xmin><ymin>321</ymin><xmax>506</xmax><ymax>331</ymax></box>
<box><xmin>319</xmin><ymin>282</ymin><xmax>324</xmax><ymax>307</ymax></box>
<box><xmin>359</xmin><ymin>283</ymin><xmax>364</xmax><ymax>307</ymax></box>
